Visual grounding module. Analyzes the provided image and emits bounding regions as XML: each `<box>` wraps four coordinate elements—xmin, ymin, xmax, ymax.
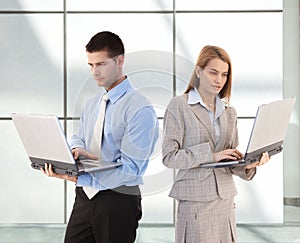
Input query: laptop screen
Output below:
<box><xmin>11</xmin><ymin>113</ymin><xmax>76</xmax><ymax>164</ymax></box>
<box><xmin>245</xmin><ymin>97</ymin><xmax>296</xmax><ymax>154</ymax></box>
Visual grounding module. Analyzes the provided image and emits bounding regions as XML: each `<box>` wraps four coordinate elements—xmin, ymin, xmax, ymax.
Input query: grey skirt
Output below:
<box><xmin>176</xmin><ymin>198</ymin><xmax>237</xmax><ymax>243</ymax></box>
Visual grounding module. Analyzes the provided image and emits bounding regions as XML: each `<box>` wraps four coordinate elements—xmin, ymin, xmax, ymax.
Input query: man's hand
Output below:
<box><xmin>245</xmin><ymin>151</ymin><xmax>270</xmax><ymax>169</ymax></box>
<box><xmin>72</xmin><ymin>147</ymin><xmax>98</xmax><ymax>160</ymax></box>
<box><xmin>40</xmin><ymin>147</ymin><xmax>97</xmax><ymax>182</ymax></box>
<box><xmin>41</xmin><ymin>163</ymin><xmax>77</xmax><ymax>182</ymax></box>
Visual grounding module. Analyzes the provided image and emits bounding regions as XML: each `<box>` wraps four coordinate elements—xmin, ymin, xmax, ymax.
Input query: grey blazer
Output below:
<box><xmin>162</xmin><ymin>94</ymin><xmax>256</xmax><ymax>202</ymax></box>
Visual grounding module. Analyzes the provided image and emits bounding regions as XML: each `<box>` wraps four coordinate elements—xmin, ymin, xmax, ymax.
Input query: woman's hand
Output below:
<box><xmin>41</xmin><ymin>163</ymin><xmax>77</xmax><ymax>182</ymax></box>
<box><xmin>245</xmin><ymin>151</ymin><xmax>270</xmax><ymax>169</ymax></box>
<box><xmin>213</xmin><ymin>149</ymin><xmax>243</xmax><ymax>162</ymax></box>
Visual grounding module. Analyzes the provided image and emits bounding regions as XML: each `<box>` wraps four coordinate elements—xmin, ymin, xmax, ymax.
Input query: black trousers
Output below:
<box><xmin>64</xmin><ymin>187</ymin><xmax>142</xmax><ymax>243</ymax></box>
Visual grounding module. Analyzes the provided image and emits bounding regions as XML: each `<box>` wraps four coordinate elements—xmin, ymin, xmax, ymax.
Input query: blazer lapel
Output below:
<box><xmin>215</xmin><ymin>110</ymin><xmax>227</xmax><ymax>152</ymax></box>
<box><xmin>189</xmin><ymin>103</ymin><xmax>217</xmax><ymax>146</ymax></box>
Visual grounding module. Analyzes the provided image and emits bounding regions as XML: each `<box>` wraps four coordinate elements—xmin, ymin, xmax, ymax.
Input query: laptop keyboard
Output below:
<box><xmin>78</xmin><ymin>159</ymin><xmax>100</xmax><ymax>169</ymax></box>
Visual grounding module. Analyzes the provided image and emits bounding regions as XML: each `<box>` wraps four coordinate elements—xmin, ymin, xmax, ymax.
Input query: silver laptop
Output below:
<box><xmin>11</xmin><ymin>113</ymin><xmax>122</xmax><ymax>176</ymax></box>
<box><xmin>201</xmin><ymin>97</ymin><xmax>296</xmax><ymax>169</ymax></box>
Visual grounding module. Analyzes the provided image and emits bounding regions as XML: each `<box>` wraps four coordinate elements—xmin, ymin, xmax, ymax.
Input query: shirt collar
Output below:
<box><xmin>188</xmin><ymin>87</ymin><xmax>205</xmax><ymax>105</ymax></box>
<box><xmin>188</xmin><ymin>87</ymin><xmax>225</xmax><ymax>118</ymax></box>
<box><xmin>105</xmin><ymin>77</ymin><xmax>132</xmax><ymax>104</ymax></box>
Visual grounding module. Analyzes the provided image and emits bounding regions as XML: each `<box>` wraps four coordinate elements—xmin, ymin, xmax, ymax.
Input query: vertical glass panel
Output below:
<box><xmin>234</xmin><ymin>119</ymin><xmax>283</xmax><ymax>223</ymax></box>
<box><xmin>66</xmin><ymin>180</ymin><xmax>76</xmax><ymax>222</ymax></box>
<box><xmin>126</xmin><ymin>51</ymin><xmax>173</xmax><ymax>118</ymax></box>
<box><xmin>67</xmin><ymin>14</ymin><xmax>173</xmax><ymax>118</ymax></box>
<box><xmin>0</xmin><ymin>14</ymin><xmax>64</xmax><ymax>117</ymax></box>
<box><xmin>284</xmin><ymin>108</ymin><xmax>300</xmax><ymax>223</ymax></box>
<box><xmin>66</xmin><ymin>121</ymin><xmax>77</xmax><ymax>221</ymax></box>
<box><xmin>0</xmin><ymin>0</ymin><xmax>63</xmax><ymax>11</ymax></box>
<box><xmin>176</xmin><ymin>13</ymin><xmax>282</xmax><ymax>116</ymax></box>
<box><xmin>175</xmin><ymin>53</ymin><xmax>195</xmax><ymax>95</ymax></box>
<box><xmin>176</xmin><ymin>0</ymin><xmax>283</xmax><ymax>11</ymax></box>
<box><xmin>283</xmin><ymin>0</ymin><xmax>300</xmax><ymax>225</ymax></box>
<box><xmin>140</xmin><ymin>119</ymin><xmax>174</xmax><ymax>223</ymax></box>
<box><xmin>67</xmin><ymin>0</ymin><xmax>172</xmax><ymax>11</ymax></box>
<box><xmin>0</xmin><ymin>121</ymin><xmax>64</xmax><ymax>223</ymax></box>
<box><xmin>141</xmin><ymin>189</ymin><xmax>174</xmax><ymax>224</ymax></box>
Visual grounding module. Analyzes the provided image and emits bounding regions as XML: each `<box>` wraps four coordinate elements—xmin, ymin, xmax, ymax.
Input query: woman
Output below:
<box><xmin>162</xmin><ymin>45</ymin><xmax>269</xmax><ymax>243</ymax></box>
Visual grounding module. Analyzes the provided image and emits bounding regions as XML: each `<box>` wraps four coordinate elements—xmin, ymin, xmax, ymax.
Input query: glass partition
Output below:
<box><xmin>176</xmin><ymin>0</ymin><xmax>282</xmax><ymax>11</ymax></box>
<box><xmin>0</xmin><ymin>0</ymin><xmax>63</xmax><ymax>11</ymax></box>
<box><xmin>0</xmin><ymin>0</ymin><xmax>289</xmax><ymax>226</ymax></box>
<box><xmin>0</xmin><ymin>14</ymin><xmax>64</xmax><ymax>117</ymax></box>
<box><xmin>235</xmin><ymin>119</ymin><xmax>283</xmax><ymax>223</ymax></box>
<box><xmin>0</xmin><ymin>121</ymin><xmax>64</xmax><ymax>223</ymax></box>
<box><xmin>176</xmin><ymin>12</ymin><xmax>282</xmax><ymax>116</ymax></box>
<box><xmin>66</xmin><ymin>0</ymin><xmax>172</xmax><ymax>11</ymax></box>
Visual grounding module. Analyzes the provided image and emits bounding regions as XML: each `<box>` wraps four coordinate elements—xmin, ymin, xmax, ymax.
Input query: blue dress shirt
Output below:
<box><xmin>187</xmin><ymin>88</ymin><xmax>225</xmax><ymax>142</ymax></box>
<box><xmin>70</xmin><ymin>78</ymin><xmax>159</xmax><ymax>190</ymax></box>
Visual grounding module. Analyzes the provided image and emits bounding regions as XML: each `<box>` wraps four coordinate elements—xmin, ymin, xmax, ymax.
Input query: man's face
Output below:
<box><xmin>87</xmin><ymin>50</ymin><xmax>124</xmax><ymax>90</ymax></box>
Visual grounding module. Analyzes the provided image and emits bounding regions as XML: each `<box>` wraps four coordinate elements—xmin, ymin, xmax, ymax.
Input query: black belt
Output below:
<box><xmin>78</xmin><ymin>185</ymin><xmax>141</xmax><ymax>196</ymax></box>
<box><xmin>112</xmin><ymin>185</ymin><xmax>141</xmax><ymax>195</ymax></box>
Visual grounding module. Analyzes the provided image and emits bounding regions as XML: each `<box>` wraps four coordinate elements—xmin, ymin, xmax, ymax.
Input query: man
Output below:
<box><xmin>42</xmin><ymin>31</ymin><xmax>159</xmax><ymax>243</ymax></box>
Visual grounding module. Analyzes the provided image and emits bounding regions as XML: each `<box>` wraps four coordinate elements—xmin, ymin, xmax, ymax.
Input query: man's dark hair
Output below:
<box><xmin>85</xmin><ymin>31</ymin><xmax>125</xmax><ymax>58</ymax></box>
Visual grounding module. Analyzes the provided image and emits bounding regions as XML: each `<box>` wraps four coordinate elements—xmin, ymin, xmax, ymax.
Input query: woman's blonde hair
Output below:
<box><xmin>184</xmin><ymin>45</ymin><xmax>232</xmax><ymax>104</ymax></box>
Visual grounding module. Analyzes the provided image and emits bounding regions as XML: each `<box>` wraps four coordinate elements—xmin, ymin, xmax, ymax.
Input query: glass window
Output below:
<box><xmin>66</xmin><ymin>180</ymin><xmax>76</xmax><ymax>222</ymax></box>
<box><xmin>140</xmin><ymin>120</ymin><xmax>174</xmax><ymax>223</ymax></box>
<box><xmin>126</xmin><ymin>50</ymin><xmax>173</xmax><ymax>118</ymax></box>
<box><xmin>67</xmin><ymin>14</ymin><xmax>173</xmax><ymax>118</ymax></box>
<box><xmin>0</xmin><ymin>14</ymin><xmax>64</xmax><ymax>117</ymax></box>
<box><xmin>0</xmin><ymin>0</ymin><xmax>288</xmax><ymax>226</ymax></box>
<box><xmin>0</xmin><ymin>0</ymin><xmax>63</xmax><ymax>11</ymax></box>
<box><xmin>176</xmin><ymin>13</ymin><xmax>282</xmax><ymax>116</ymax></box>
<box><xmin>66</xmin><ymin>121</ymin><xmax>77</xmax><ymax>221</ymax></box>
<box><xmin>175</xmin><ymin>53</ymin><xmax>196</xmax><ymax>95</ymax></box>
<box><xmin>141</xmin><ymin>157</ymin><xmax>174</xmax><ymax>224</ymax></box>
<box><xmin>66</xmin><ymin>0</ymin><xmax>172</xmax><ymax>11</ymax></box>
<box><xmin>176</xmin><ymin>0</ymin><xmax>282</xmax><ymax>11</ymax></box>
<box><xmin>234</xmin><ymin>119</ymin><xmax>283</xmax><ymax>223</ymax></box>
<box><xmin>0</xmin><ymin>121</ymin><xmax>64</xmax><ymax>223</ymax></box>
<box><xmin>141</xmin><ymin>189</ymin><xmax>174</xmax><ymax>224</ymax></box>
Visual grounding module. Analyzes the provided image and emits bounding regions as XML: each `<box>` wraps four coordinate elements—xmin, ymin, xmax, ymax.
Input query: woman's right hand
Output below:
<box><xmin>213</xmin><ymin>149</ymin><xmax>243</xmax><ymax>162</ymax></box>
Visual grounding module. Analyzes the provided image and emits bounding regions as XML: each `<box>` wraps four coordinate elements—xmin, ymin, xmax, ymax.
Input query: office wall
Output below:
<box><xmin>0</xmin><ymin>0</ymin><xmax>294</xmax><ymax>225</ymax></box>
<box><xmin>283</xmin><ymin>0</ymin><xmax>300</xmax><ymax>203</ymax></box>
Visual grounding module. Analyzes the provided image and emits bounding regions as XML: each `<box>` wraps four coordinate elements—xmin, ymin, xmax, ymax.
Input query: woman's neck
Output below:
<box><xmin>198</xmin><ymin>89</ymin><xmax>215</xmax><ymax>108</ymax></box>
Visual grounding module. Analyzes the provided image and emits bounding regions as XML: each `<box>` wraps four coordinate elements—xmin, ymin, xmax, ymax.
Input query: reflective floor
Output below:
<box><xmin>0</xmin><ymin>205</ymin><xmax>299</xmax><ymax>243</ymax></box>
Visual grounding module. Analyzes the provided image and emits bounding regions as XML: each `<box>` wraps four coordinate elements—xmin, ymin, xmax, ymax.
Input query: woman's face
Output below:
<box><xmin>196</xmin><ymin>58</ymin><xmax>229</xmax><ymax>96</ymax></box>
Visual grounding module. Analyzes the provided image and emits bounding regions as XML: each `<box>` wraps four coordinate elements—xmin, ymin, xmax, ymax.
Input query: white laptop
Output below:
<box><xmin>201</xmin><ymin>97</ymin><xmax>296</xmax><ymax>169</ymax></box>
<box><xmin>11</xmin><ymin>113</ymin><xmax>122</xmax><ymax>176</ymax></box>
